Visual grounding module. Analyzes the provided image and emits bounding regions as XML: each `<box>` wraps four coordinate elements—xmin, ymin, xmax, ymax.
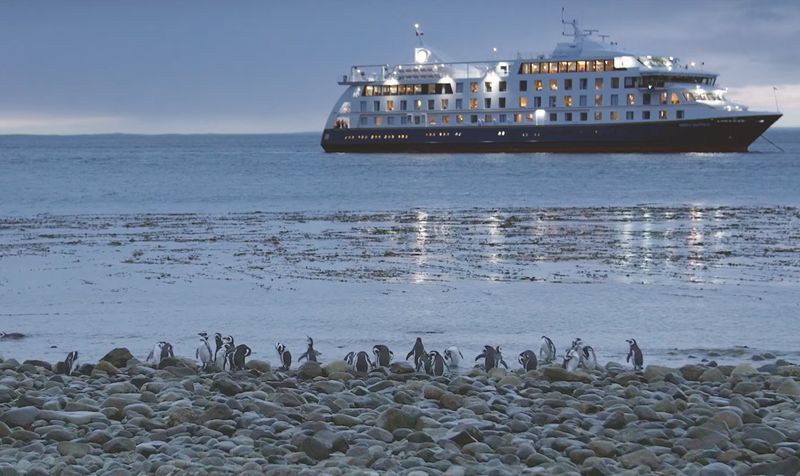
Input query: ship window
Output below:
<box><xmin>414</xmin><ymin>84</ymin><xmax>422</xmax><ymax>94</ymax></box>
<box><xmin>564</xmin><ymin>79</ymin><xmax>573</xmax><ymax>90</ymax></box>
<box><xmin>642</xmin><ymin>111</ymin><xmax>651</xmax><ymax>120</ymax></box>
<box><xmin>514</xmin><ymin>113</ymin><xmax>522</xmax><ymax>123</ymax></box>
<box><xmin>359</xmin><ymin>116</ymin><xmax>367</xmax><ymax>125</ymax></box>
<box><xmin>594</xmin><ymin>111</ymin><xmax>602</xmax><ymax>120</ymax></box>
<box><xmin>375</xmin><ymin>116</ymin><xmax>382</xmax><ymax>125</ymax></box>
<box><xmin>485</xmin><ymin>82</ymin><xmax>493</xmax><ymax>93</ymax></box>
<box><xmin>484</xmin><ymin>98</ymin><xmax>492</xmax><ymax>108</ymax></box>
<box><xmin>414</xmin><ymin>115</ymin><xmax>421</xmax><ymax>125</ymax></box>
<box><xmin>579</xmin><ymin>78</ymin><xmax>587</xmax><ymax>90</ymax></box>
<box><xmin>579</xmin><ymin>95</ymin><xmax>587</xmax><ymax>107</ymax></box>
<box><xmin>519</xmin><ymin>80</ymin><xmax>528</xmax><ymax>92</ymax></box>
<box><xmin>610</xmin><ymin>94</ymin><xmax>618</xmax><ymax>106</ymax></box>
<box><xmin>499</xmin><ymin>97</ymin><xmax>506</xmax><ymax>108</ymax></box>
<box><xmin>549</xmin><ymin>79</ymin><xmax>558</xmax><ymax>91</ymax></box>
<box><xmin>549</xmin><ymin>113</ymin><xmax>557</xmax><ymax>122</ymax></box>
<box><xmin>387</xmin><ymin>116</ymin><xmax>395</xmax><ymax>125</ymax></box>
<box><xmin>470</xmin><ymin>114</ymin><xmax>478</xmax><ymax>123</ymax></box>
<box><xmin>676</xmin><ymin>110</ymin><xmax>684</xmax><ymax>119</ymax></box>
<box><xmin>364</xmin><ymin>85</ymin><xmax>374</xmax><ymax>96</ymax></box>
<box><xmin>659</xmin><ymin>110</ymin><xmax>668</xmax><ymax>119</ymax></box>
<box><xmin>683</xmin><ymin>91</ymin><xmax>694</xmax><ymax>102</ymax></box>
<box><xmin>401</xmin><ymin>116</ymin><xmax>409</xmax><ymax>125</ymax></box>
<box><xmin>456</xmin><ymin>82</ymin><xmax>464</xmax><ymax>93</ymax></box>
<box><xmin>441</xmin><ymin>98</ymin><xmax>449</xmax><ymax>110</ymax></box>
<box><xmin>499</xmin><ymin>114</ymin><xmax>507</xmax><ymax>123</ymax></box>
<box><xmin>499</xmin><ymin>81</ymin><xmax>507</xmax><ymax>92</ymax></box>
<box><xmin>526</xmin><ymin>112</ymin><xmax>534</xmax><ymax>122</ymax></box>
<box><xmin>568</xmin><ymin>61</ymin><xmax>577</xmax><ymax>72</ymax></box>
<box><xmin>519</xmin><ymin>97</ymin><xmax>527</xmax><ymax>108</ymax></box>
<box><xmin>428</xmin><ymin>116</ymin><xmax>436</xmax><ymax>125</ymax></box>
<box><xmin>595</xmin><ymin>78</ymin><xmax>603</xmax><ymax>90</ymax></box>
<box><xmin>558</xmin><ymin>61</ymin><xmax>568</xmax><ymax>72</ymax></box>
<box><xmin>611</xmin><ymin>77</ymin><xmax>620</xmax><ymax>89</ymax></box>
<box><xmin>626</xmin><ymin>111</ymin><xmax>634</xmax><ymax>120</ymax></box>
<box><xmin>456</xmin><ymin>114</ymin><xmax>464</xmax><ymax>123</ymax></box>
<box><xmin>594</xmin><ymin>94</ymin><xmax>602</xmax><ymax>106</ymax></box>
<box><xmin>610</xmin><ymin>111</ymin><xmax>618</xmax><ymax>121</ymax></box>
<box><xmin>660</xmin><ymin>92</ymin><xmax>668</xmax><ymax>105</ymax></box>
<box><xmin>627</xmin><ymin>94</ymin><xmax>635</xmax><ymax>105</ymax></box>
<box><xmin>387</xmin><ymin>100</ymin><xmax>395</xmax><ymax>112</ymax></box>
<box><xmin>577</xmin><ymin>61</ymin><xmax>587</xmax><ymax>72</ymax></box>
<box><xmin>470</xmin><ymin>99</ymin><xmax>478</xmax><ymax>109</ymax></box>
<box><xmin>519</xmin><ymin>63</ymin><xmax>530</xmax><ymax>74</ymax></box>
<box><xmin>428</xmin><ymin>99</ymin><xmax>435</xmax><ymax>110</ymax></box>
<box><xmin>580</xmin><ymin>112</ymin><xmax>588</xmax><ymax>121</ymax></box>
<box><xmin>549</xmin><ymin>96</ymin><xmax>557</xmax><ymax>107</ymax></box>
<box><xmin>587</xmin><ymin>61</ymin><xmax>596</xmax><ymax>72</ymax></box>
<box><xmin>373</xmin><ymin>101</ymin><xmax>380</xmax><ymax>111</ymax></box>
<box><xmin>670</xmin><ymin>92</ymin><xmax>680</xmax><ymax>105</ymax></box>
<box><xmin>540</xmin><ymin>62</ymin><xmax>550</xmax><ymax>74</ymax></box>
<box><xmin>643</xmin><ymin>93</ymin><xmax>651</xmax><ymax>105</ymax></box>
<box><xmin>484</xmin><ymin>114</ymin><xmax>493</xmax><ymax>123</ymax></box>
<box><xmin>415</xmin><ymin>99</ymin><xmax>422</xmax><ymax>110</ymax></box>
<box><xmin>360</xmin><ymin>101</ymin><xmax>367</xmax><ymax>112</ymax></box>
<box><xmin>605</xmin><ymin>60</ymin><xmax>614</xmax><ymax>71</ymax></box>
<box><xmin>471</xmin><ymin>82</ymin><xmax>478</xmax><ymax>93</ymax></box>
<box><xmin>550</xmin><ymin>62</ymin><xmax>558</xmax><ymax>73</ymax></box>
<box><xmin>456</xmin><ymin>99</ymin><xmax>463</xmax><ymax>109</ymax></box>
<box><xmin>624</xmin><ymin>77</ymin><xmax>636</xmax><ymax>88</ymax></box>
<box><xmin>594</xmin><ymin>60</ymin><xmax>605</xmax><ymax>72</ymax></box>
<box><xmin>535</xmin><ymin>80</ymin><xmax>543</xmax><ymax>91</ymax></box>
<box><xmin>564</xmin><ymin>96</ymin><xmax>573</xmax><ymax>107</ymax></box>
<box><xmin>565</xmin><ymin>112</ymin><xmax>573</xmax><ymax>121</ymax></box>
<box><xmin>530</xmin><ymin>63</ymin><xmax>540</xmax><ymax>74</ymax></box>
<box><xmin>534</xmin><ymin>97</ymin><xmax>542</xmax><ymax>108</ymax></box>
<box><xmin>443</xmin><ymin>115</ymin><xmax>450</xmax><ymax>124</ymax></box>
<box><xmin>400</xmin><ymin>100</ymin><xmax>407</xmax><ymax>111</ymax></box>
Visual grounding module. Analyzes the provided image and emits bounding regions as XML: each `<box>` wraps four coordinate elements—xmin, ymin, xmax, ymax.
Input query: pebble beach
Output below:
<box><xmin>1</xmin><ymin>349</ymin><xmax>799</xmax><ymax>475</ymax></box>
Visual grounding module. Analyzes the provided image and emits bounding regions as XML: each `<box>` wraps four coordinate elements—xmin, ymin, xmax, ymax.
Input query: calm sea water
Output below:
<box><xmin>0</xmin><ymin>130</ymin><xmax>799</xmax><ymax>367</ymax></box>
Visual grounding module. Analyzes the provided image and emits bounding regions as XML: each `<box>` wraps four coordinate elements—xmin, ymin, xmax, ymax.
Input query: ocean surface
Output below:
<box><xmin>1</xmin><ymin>130</ymin><xmax>799</xmax><ymax>369</ymax></box>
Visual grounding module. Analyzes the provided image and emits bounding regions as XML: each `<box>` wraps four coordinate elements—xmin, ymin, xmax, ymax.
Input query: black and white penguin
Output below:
<box><xmin>275</xmin><ymin>342</ymin><xmax>292</xmax><ymax>371</ymax></box>
<box><xmin>626</xmin><ymin>338</ymin><xmax>644</xmax><ymax>371</ymax></box>
<box><xmin>562</xmin><ymin>348</ymin><xmax>579</xmax><ymax>371</ymax></box>
<box><xmin>196</xmin><ymin>332</ymin><xmax>214</xmax><ymax>370</ymax></box>
<box><xmin>579</xmin><ymin>345</ymin><xmax>598</xmax><ymax>371</ymax></box>
<box><xmin>372</xmin><ymin>344</ymin><xmax>393</xmax><ymax>368</ymax></box>
<box><xmin>213</xmin><ymin>333</ymin><xmax>226</xmax><ymax>369</ymax></box>
<box><xmin>345</xmin><ymin>351</ymin><xmax>372</xmax><ymax>373</ymax></box>
<box><xmin>406</xmin><ymin>337</ymin><xmax>426</xmax><ymax>371</ymax></box>
<box><xmin>539</xmin><ymin>336</ymin><xmax>557</xmax><ymax>364</ymax></box>
<box><xmin>428</xmin><ymin>350</ymin><xmax>448</xmax><ymax>376</ymax></box>
<box><xmin>444</xmin><ymin>346</ymin><xmax>464</xmax><ymax>368</ymax></box>
<box><xmin>298</xmin><ymin>336</ymin><xmax>321</xmax><ymax>363</ymax></box>
<box><xmin>146</xmin><ymin>342</ymin><xmax>166</xmax><ymax>366</ymax></box>
<box><xmin>63</xmin><ymin>351</ymin><xmax>79</xmax><ymax>376</ymax></box>
<box><xmin>228</xmin><ymin>344</ymin><xmax>251</xmax><ymax>371</ymax></box>
<box><xmin>0</xmin><ymin>332</ymin><xmax>26</xmax><ymax>340</ymax></box>
<box><xmin>476</xmin><ymin>345</ymin><xmax>508</xmax><ymax>371</ymax></box>
<box><xmin>518</xmin><ymin>350</ymin><xmax>538</xmax><ymax>371</ymax></box>
<box><xmin>160</xmin><ymin>342</ymin><xmax>174</xmax><ymax>361</ymax></box>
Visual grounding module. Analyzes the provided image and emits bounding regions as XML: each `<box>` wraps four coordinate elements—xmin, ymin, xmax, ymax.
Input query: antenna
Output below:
<box><xmin>773</xmin><ymin>86</ymin><xmax>780</xmax><ymax>113</ymax></box>
<box><xmin>414</xmin><ymin>23</ymin><xmax>424</xmax><ymax>46</ymax></box>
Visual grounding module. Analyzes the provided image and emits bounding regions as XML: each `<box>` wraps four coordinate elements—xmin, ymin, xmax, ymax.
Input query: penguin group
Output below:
<box><xmin>195</xmin><ymin>332</ymin><xmax>251</xmax><ymax>372</ymax></box>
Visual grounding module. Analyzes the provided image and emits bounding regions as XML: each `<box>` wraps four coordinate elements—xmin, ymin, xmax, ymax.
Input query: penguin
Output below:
<box><xmin>344</xmin><ymin>351</ymin><xmax>355</xmax><ymax>368</ymax></box>
<box><xmin>443</xmin><ymin>346</ymin><xmax>464</xmax><ymax>368</ymax></box>
<box><xmin>626</xmin><ymin>338</ymin><xmax>644</xmax><ymax>371</ymax></box>
<box><xmin>298</xmin><ymin>336</ymin><xmax>321</xmax><ymax>363</ymax></box>
<box><xmin>406</xmin><ymin>337</ymin><xmax>426</xmax><ymax>371</ymax></box>
<box><xmin>344</xmin><ymin>351</ymin><xmax>372</xmax><ymax>373</ymax></box>
<box><xmin>476</xmin><ymin>345</ymin><xmax>508</xmax><ymax>371</ymax></box>
<box><xmin>579</xmin><ymin>345</ymin><xmax>598</xmax><ymax>371</ymax></box>
<box><xmin>419</xmin><ymin>350</ymin><xmax>433</xmax><ymax>374</ymax></box>
<box><xmin>213</xmin><ymin>333</ymin><xmax>226</xmax><ymax>369</ymax></box>
<box><xmin>518</xmin><ymin>350</ymin><xmax>538</xmax><ymax>371</ymax></box>
<box><xmin>275</xmin><ymin>342</ymin><xmax>292</xmax><ymax>371</ymax></box>
<box><xmin>63</xmin><ymin>351</ymin><xmax>79</xmax><ymax>376</ymax></box>
<box><xmin>160</xmin><ymin>342</ymin><xmax>174</xmax><ymax>361</ymax></box>
<box><xmin>562</xmin><ymin>348</ymin><xmax>579</xmax><ymax>371</ymax></box>
<box><xmin>539</xmin><ymin>336</ymin><xmax>557</xmax><ymax>364</ymax></box>
<box><xmin>146</xmin><ymin>342</ymin><xmax>166</xmax><ymax>367</ymax></box>
<box><xmin>222</xmin><ymin>342</ymin><xmax>235</xmax><ymax>370</ymax></box>
<box><xmin>428</xmin><ymin>350</ymin><xmax>448</xmax><ymax>376</ymax></box>
<box><xmin>0</xmin><ymin>332</ymin><xmax>26</xmax><ymax>340</ymax></box>
<box><xmin>229</xmin><ymin>344</ymin><xmax>251</xmax><ymax>371</ymax></box>
<box><xmin>196</xmin><ymin>332</ymin><xmax>214</xmax><ymax>370</ymax></box>
<box><xmin>372</xmin><ymin>344</ymin><xmax>393</xmax><ymax>368</ymax></box>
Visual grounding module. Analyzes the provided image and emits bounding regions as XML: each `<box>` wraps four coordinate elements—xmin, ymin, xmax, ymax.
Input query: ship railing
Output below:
<box><xmin>339</xmin><ymin>60</ymin><xmax>512</xmax><ymax>85</ymax></box>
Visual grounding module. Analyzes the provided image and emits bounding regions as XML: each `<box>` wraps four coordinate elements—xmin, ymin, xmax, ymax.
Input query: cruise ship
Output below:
<box><xmin>320</xmin><ymin>19</ymin><xmax>781</xmax><ymax>153</ymax></box>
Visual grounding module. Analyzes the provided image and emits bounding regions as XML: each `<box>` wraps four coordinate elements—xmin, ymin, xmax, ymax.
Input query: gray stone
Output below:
<box><xmin>699</xmin><ymin>368</ymin><xmax>725</xmax><ymax>383</ymax></box>
<box><xmin>741</xmin><ymin>425</ymin><xmax>786</xmax><ymax>445</ymax></box>
<box><xmin>300</xmin><ymin>436</ymin><xmax>330</xmax><ymax>461</ymax></box>
<box><xmin>0</xmin><ymin>406</ymin><xmax>39</xmax><ymax>428</ymax></box>
<box><xmin>297</xmin><ymin>362</ymin><xmax>322</xmax><ymax>379</ymax></box>
<box><xmin>103</xmin><ymin>437</ymin><xmax>136</xmax><ymax>453</ymax></box>
<box><xmin>99</xmin><ymin>348</ymin><xmax>134</xmax><ymax>368</ymax></box>
<box><xmin>57</xmin><ymin>441</ymin><xmax>90</xmax><ymax>458</ymax></box>
<box><xmin>200</xmin><ymin>403</ymin><xmax>234</xmax><ymax>421</ymax></box>
<box><xmin>376</xmin><ymin>408</ymin><xmax>418</xmax><ymax>432</ymax></box>
<box><xmin>620</xmin><ymin>448</ymin><xmax>659</xmax><ymax>470</ymax></box>
<box><xmin>211</xmin><ymin>374</ymin><xmax>242</xmax><ymax>396</ymax></box>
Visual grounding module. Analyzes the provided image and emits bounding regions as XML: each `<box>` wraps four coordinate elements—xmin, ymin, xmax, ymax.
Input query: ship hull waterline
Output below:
<box><xmin>321</xmin><ymin>114</ymin><xmax>781</xmax><ymax>153</ymax></box>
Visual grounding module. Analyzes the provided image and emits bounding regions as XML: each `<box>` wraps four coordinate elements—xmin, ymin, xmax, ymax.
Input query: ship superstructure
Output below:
<box><xmin>321</xmin><ymin>19</ymin><xmax>780</xmax><ymax>153</ymax></box>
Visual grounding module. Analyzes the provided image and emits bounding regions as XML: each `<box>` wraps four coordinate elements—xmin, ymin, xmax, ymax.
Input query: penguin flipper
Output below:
<box><xmin>315</xmin><ymin>350</ymin><xmax>322</xmax><ymax>357</ymax></box>
<box><xmin>405</xmin><ymin>350</ymin><xmax>414</xmax><ymax>360</ymax></box>
<box><xmin>500</xmin><ymin>359</ymin><xmax>509</xmax><ymax>369</ymax></box>
<box><xmin>298</xmin><ymin>352</ymin><xmax>308</xmax><ymax>362</ymax></box>
<box><xmin>146</xmin><ymin>350</ymin><xmax>154</xmax><ymax>362</ymax></box>
<box><xmin>626</xmin><ymin>351</ymin><xmax>632</xmax><ymax>363</ymax></box>
<box><xmin>475</xmin><ymin>352</ymin><xmax>485</xmax><ymax>361</ymax></box>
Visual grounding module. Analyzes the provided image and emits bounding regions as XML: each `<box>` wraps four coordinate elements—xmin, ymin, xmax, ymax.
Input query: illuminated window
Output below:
<box><xmin>387</xmin><ymin>100</ymin><xmax>395</xmax><ymax>112</ymax></box>
<box><xmin>499</xmin><ymin>97</ymin><xmax>506</xmax><ymax>108</ymax></box>
<box><xmin>594</xmin><ymin>111</ymin><xmax>602</xmax><ymax>120</ymax></box>
<box><xmin>577</xmin><ymin>61</ymin><xmax>587</xmax><ymax>72</ymax></box>
<box><xmin>415</xmin><ymin>99</ymin><xmax>422</xmax><ymax>110</ymax></box>
<box><xmin>670</xmin><ymin>92</ymin><xmax>680</xmax><ymax>105</ymax></box>
<box><xmin>364</xmin><ymin>85</ymin><xmax>374</xmax><ymax>96</ymax></box>
<box><xmin>611</xmin><ymin>77</ymin><xmax>620</xmax><ymax>89</ymax></box>
<box><xmin>526</xmin><ymin>113</ymin><xmax>534</xmax><ymax>122</ymax></box>
<box><xmin>605</xmin><ymin>60</ymin><xmax>614</xmax><ymax>71</ymax></box>
<box><xmin>485</xmin><ymin>82</ymin><xmax>493</xmax><ymax>93</ymax></box>
<box><xmin>470</xmin><ymin>82</ymin><xmax>478</xmax><ymax>93</ymax></box>
<box><xmin>659</xmin><ymin>110</ymin><xmax>668</xmax><ymax>119</ymax></box>
<box><xmin>470</xmin><ymin>98</ymin><xmax>478</xmax><ymax>109</ymax></box>
<box><xmin>594</xmin><ymin>94</ymin><xmax>603</xmax><ymax>106</ymax></box>
<box><xmin>519</xmin><ymin>97</ymin><xmax>527</xmax><ymax>108</ymax></box>
<box><xmin>627</xmin><ymin>94</ymin><xmax>635</xmax><ymax>105</ymax></box>
<box><xmin>514</xmin><ymin>113</ymin><xmax>522</xmax><ymax>123</ymax></box>
<box><xmin>535</xmin><ymin>80</ymin><xmax>543</xmax><ymax>91</ymax></box>
<box><xmin>531</xmin><ymin>63</ymin><xmax>540</xmax><ymax>74</ymax></box>
<box><xmin>563</xmin><ymin>96</ymin><xmax>573</xmax><ymax>107</ymax></box>
<box><xmin>540</xmin><ymin>62</ymin><xmax>550</xmax><ymax>73</ymax></box>
<box><xmin>558</xmin><ymin>61</ymin><xmax>568</xmax><ymax>72</ymax></box>
<box><xmin>484</xmin><ymin>98</ymin><xmax>492</xmax><ymax>108</ymax></box>
<box><xmin>441</xmin><ymin>98</ymin><xmax>449</xmax><ymax>110</ymax></box>
<box><xmin>610</xmin><ymin>111</ymin><xmax>618</xmax><ymax>121</ymax></box>
<box><xmin>519</xmin><ymin>63</ymin><xmax>530</xmax><ymax>74</ymax></box>
<box><xmin>456</xmin><ymin>114</ymin><xmax>464</xmax><ymax>123</ymax></box>
<box><xmin>428</xmin><ymin>115</ymin><xmax>436</xmax><ymax>125</ymax></box>
<box><xmin>595</xmin><ymin>78</ymin><xmax>603</xmax><ymax>90</ymax></box>
<box><xmin>484</xmin><ymin>114</ymin><xmax>493</xmax><ymax>123</ymax></box>
<box><xmin>549</xmin><ymin>79</ymin><xmax>558</xmax><ymax>91</ymax></box>
<box><xmin>595</xmin><ymin>60</ymin><xmax>605</xmax><ymax>72</ymax></box>
<box><xmin>443</xmin><ymin>115</ymin><xmax>450</xmax><ymax>124</ymax></box>
<box><xmin>660</xmin><ymin>92</ymin><xmax>668</xmax><ymax>105</ymax></box>
<box><xmin>568</xmin><ymin>61</ymin><xmax>577</xmax><ymax>72</ymax></box>
<box><xmin>499</xmin><ymin>81</ymin><xmax>507</xmax><ymax>92</ymax></box>
<box><xmin>549</xmin><ymin>62</ymin><xmax>558</xmax><ymax>73</ymax></box>
<box><xmin>642</xmin><ymin>111</ymin><xmax>651</xmax><ymax>120</ymax></box>
<box><xmin>375</xmin><ymin>116</ymin><xmax>382</xmax><ymax>125</ymax></box>
<box><xmin>626</xmin><ymin>111</ymin><xmax>634</xmax><ymax>120</ymax></box>
<box><xmin>519</xmin><ymin>80</ymin><xmax>528</xmax><ymax>92</ymax></box>
<box><xmin>564</xmin><ymin>79</ymin><xmax>573</xmax><ymax>90</ymax></box>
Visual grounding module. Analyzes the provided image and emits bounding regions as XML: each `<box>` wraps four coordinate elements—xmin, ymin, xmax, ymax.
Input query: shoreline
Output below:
<box><xmin>1</xmin><ymin>349</ymin><xmax>798</xmax><ymax>474</ymax></box>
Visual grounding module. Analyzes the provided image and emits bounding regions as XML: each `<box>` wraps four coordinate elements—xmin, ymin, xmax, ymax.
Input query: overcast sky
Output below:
<box><xmin>1</xmin><ymin>0</ymin><xmax>798</xmax><ymax>134</ymax></box>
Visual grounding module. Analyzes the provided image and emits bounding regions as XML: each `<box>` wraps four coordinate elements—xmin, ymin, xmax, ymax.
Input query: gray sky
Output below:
<box><xmin>1</xmin><ymin>0</ymin><xmax>798</xmax><ymax>134</ymax></box>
